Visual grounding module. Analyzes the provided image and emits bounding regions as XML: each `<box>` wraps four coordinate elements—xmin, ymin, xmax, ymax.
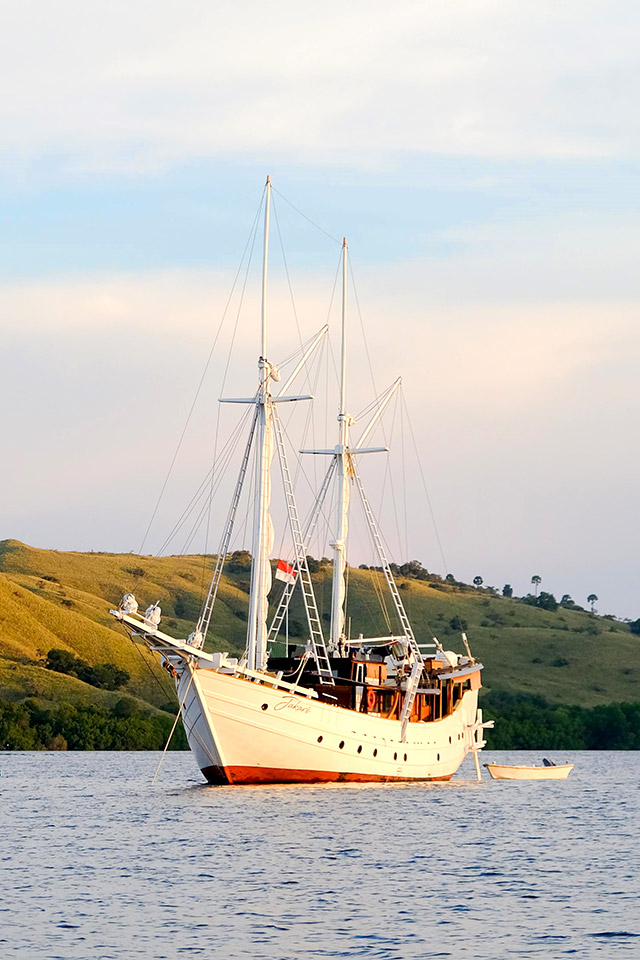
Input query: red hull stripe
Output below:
<box><xmin>202</xmin><ymin>764</ymin><xmax>453</xmax><ymax>785</ymax></box>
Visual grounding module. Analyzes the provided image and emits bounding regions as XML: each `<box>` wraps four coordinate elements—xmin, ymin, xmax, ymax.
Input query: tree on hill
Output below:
<box><xmin>629</xmin><ymin>619</ymin><xmax>640</xmax><ymax>636</ymax></box>
<box><xmin>537</xmin><ymin>591</ymin><xmax>558</xmax><ymax>612</ymax></box>
<box><xmin>531</xmin><ymin>575</ymin><xmax>542</xmax><ymax>596</ymax></box>
<box><xmin>228</xmin><ymin>550</ymin><xmax>252</xmax><ymax>572</ymax></box>
<box><xmin>587</xmin><ymin>594</ymin><xmax>598</xmax><ymax>613</ymax></box>
<box><xmin>45</xmin><ymin>649</ymin><xmax>130</xmax><ymax>691</ymax></box>
<box><xmin>473</xmin><ymin>576</ymin><xmax>483</xmax><ymax>588</ymax></box>
<box><xmin>449</xmin><ymin>616</ymin><xmax>468</xmax><ymax>632</ymax></box>
<box><xmin>502</xmin><ymin>584</ymin><xmax>513</xmax><ymax>598</ymax></box>
<box><xmin>561</xmin><ymin>594</ymin><xmax>574</xmax><ymax>607</ymax></box>
<box><xmin>522</xmin><ymin>592</ymin><xmax>558</xmax><ymax>612</ymax></box>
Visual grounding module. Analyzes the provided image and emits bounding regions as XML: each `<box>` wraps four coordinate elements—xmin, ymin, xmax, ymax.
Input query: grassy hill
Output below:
<box><xmin>1</xmin><ymin>539</ymin><xmax>638</xmax><ymax>716</ymax></box>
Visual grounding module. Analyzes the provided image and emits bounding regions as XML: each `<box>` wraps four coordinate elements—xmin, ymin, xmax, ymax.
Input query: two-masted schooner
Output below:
<box><xmin>111</xmin><ymin>178</ymin><xmax>492</xmax><ymax>784</ymax></box>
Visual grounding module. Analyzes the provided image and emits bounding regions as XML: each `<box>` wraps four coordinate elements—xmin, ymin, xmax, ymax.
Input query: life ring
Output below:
<box><xmin>366</xmin><ymin>688</ymin><xmax>377</xmax><ymax>711</ymax></box>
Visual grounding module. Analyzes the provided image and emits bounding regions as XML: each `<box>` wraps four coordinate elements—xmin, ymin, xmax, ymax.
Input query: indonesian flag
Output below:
<box><xmin>275</xmin><ymin>559</ymin><xmax>297</xmax><ymax>585</ymax></box>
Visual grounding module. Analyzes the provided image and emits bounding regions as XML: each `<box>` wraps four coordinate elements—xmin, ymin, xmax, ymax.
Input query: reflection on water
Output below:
<box><xmin>1</xmin><ymin>751</ymin><xmax>638</xmax><ymax>958</ymax></box>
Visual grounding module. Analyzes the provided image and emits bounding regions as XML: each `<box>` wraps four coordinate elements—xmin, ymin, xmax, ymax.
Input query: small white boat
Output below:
<box><xmin>485</xmin><ymin>760</ymin><xmax>574</xmax><ymax>780</ymax></box>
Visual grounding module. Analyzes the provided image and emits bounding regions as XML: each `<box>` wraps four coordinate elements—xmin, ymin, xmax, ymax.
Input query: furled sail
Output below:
<box><xmin>330</xmin><ymin>450</ymin><xmax>350</xmax><ymax>646</ymax></box>
<box><xmin>256</xmin><ymin>405</ymin><xmax>274</xmax><ymax>668</ymax></box>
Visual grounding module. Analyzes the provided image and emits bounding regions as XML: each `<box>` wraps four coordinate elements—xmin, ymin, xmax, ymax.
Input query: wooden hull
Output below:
<box><xmin>178</xmin><ymin>666</ymin><xmax>481</xmax><ymax>785</ymax></box>
<box><xmin>486</xmin><ymin>763</ymin><xmax>574</xmax><ymax>780</ymax></box>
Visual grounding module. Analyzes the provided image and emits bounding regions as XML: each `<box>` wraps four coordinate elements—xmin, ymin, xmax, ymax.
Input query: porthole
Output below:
<box><xmin>357</xmin><ymin>745</ymin><xmax>362</xmax><ymax>754</ymax></box>
<box><xmin>437</xmin><ymin>753</ymin><xmax>440</xmax><ymax>761</ymax></box>
<box><xmin>373</xmin><ymin>748</ymin><xmax>378</xmax><ymax>757</ymax></box>
<box><xmin>339</xmin><ymin>741</ymin><xmax>345</xmax><ymax>749</ymax></box>
<box><xmin>317</xmin><ymin>736</ymin><xmax>323</xmax><ymax>743</ymax></box>
<box><xmin>449</xmin><ymin>736</ymin><xmax>451</xmax><ymax>744</ymax></box>
<box><xmin>261</xmin><ymin>704</ymin><xmax>268</xmax><ymax>711</ymax></box>
<box><xmin>393</xmin><ymin>752</ymin><xmax>397</xmax><ymax>760</ymax></box>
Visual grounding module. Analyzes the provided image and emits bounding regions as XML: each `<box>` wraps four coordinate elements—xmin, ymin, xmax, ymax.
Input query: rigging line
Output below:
<box><xmin>236</xmin><ymin>425</ymin><xmax>257</xmax><ymax>554</ymax></box>
<box><xmin>179</xmin><ymin>407</ymin><xmax>255</xmax><ymax>554</ymax></box>
<box><xmin>271</xmin><ymin>186</ymin><xmax>342</xmax><ymax>246</ymax></box>
<box><xmin>274</xmin><ymin>352</ymin><xmax>322</xmax><ymax>565</ymax></box>
<box><xmin>201</xmin><ymin>197</ymin><xmax>263</xmax><ymax>579</ymax></box>
<box><xmin>235</xmin><ymin>438</ymin><xmax>256</xmax><ymax>553</ymax></box>
<box><xmin>285</xmin><ymin>335</ymin><xmax>326</xmax><ymax>488</ymax></box>
<box><xmin>276</xmin><ymin>327</ymin><xmax>326</xmax><ymax>372</ymax></box>
<box><xmin>348</xmin><ymin>259</ymin><xmax>379</xmax><ymax>400</ymax></box>
<box><xmin>160</xmin><ymin>408</ymin><xmax>251</xmax><ymax>552</ymax></box>
<box><xmin>323</xmin><ymin>250</ymin><xmax>342</xmax><ymax>453</ymax></box>
<box><xmin>138</xmin><ymin>191</ymin><xmax>264</xmax><ymax>556</ymax></box>
<box><xmin>152</xmin><ymin>668</ymin><xmax>195</xmax><ymax>785</ymax></box>
<box><xmin>326</xmin><ymin>336</ymin><xmax>342</xmax><ymax>414</ymax></box>
<box><xmin>353</xmin><ymin>383</ymin><xmax>398</xmax><ymax>426</ymax></box>
<box><xmin>155</xmin><ymin>405</ymin><xmax>253</xmax><ymax>557</ymax></box>
<box><xmin>400</xmin><ymin>393</ymin><xmax>409</xmax><ymax>565</ymax></box>
<box><xmin>348</xmin><ymin>494</ymin><xmax>389</xmax><ymax>634</ymax></box>
<box><xmin>347</xmin><ymin>258</ymin><xmax>395</xmax><ymax>451</ymax></box>
<box><xmin>353</xmin><ymin>493</ymin><xmax>392</xmax><ymax>632</ymax></box>
<box><xmin>123</xmin><ymin>628</ymin><xmax>175</xmax><ymax>703</ymax></box>
<box><xmin>276</xmin><ymin>413</ymin><xmax>337</xmax><ymax>539</ymax></box>
<box><xmin>401</xmin><ymin>388</ymin><xmax>450</xmax><ymax>576</ymax></box>
<box><xmin>351</xmin><ymin>489</ymin><xmax>391</xmax><ymax>631</ymax></box>
<box><xmin>271</xmin><ymin>196</ymin><xmax>307</xmax><ymax>369</ymax></box>
<box><xmin>378</xmin><ymin>388</ymin><xmax>403</xmax><ymax>561</ymax></box>
<box><xmin>368</xmin><ymin>565</ymin><xmax>392</xmax><ymax>633</ymax></box>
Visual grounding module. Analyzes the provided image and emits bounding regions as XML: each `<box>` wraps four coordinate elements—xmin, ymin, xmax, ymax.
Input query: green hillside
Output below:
<box><xmin>0</xmin><ymin>539</ymin><xmax>638</xmax><ymax>717</ymax></box>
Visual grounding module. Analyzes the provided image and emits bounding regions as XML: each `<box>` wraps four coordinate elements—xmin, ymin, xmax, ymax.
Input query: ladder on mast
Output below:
<box><xmin>268</xmin><ymin>457</ymin><xmax>336</xmax><ymax>645</ymax></box>
<box><xmin>272</xmin><ymin>407</ymin><xmax>334</xmax><ymax>685</ymax></box>
<box><xmin>351</xmin><ymin>458</ymin><xmax>436</xmax><ymax>738</ymax></box>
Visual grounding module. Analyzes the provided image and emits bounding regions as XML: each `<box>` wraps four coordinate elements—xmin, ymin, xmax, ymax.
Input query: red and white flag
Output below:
<box><xmin>275</xmin><ymin>559</ymin><xmax>297</xmax><ymax>585</ymax></box>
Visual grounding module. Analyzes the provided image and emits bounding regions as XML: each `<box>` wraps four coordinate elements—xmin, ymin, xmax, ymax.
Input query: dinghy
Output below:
<box><xmin>485</xmin><ymin>759</ymin><xmax>574</xmax><ymax>780</ymax></box>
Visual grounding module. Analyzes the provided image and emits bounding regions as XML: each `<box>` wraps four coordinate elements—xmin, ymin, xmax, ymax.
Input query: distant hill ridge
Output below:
<box><xmin>1</xmin><ymin>539</ymin><xmax>638</xmax><ymax>715</ymax></box>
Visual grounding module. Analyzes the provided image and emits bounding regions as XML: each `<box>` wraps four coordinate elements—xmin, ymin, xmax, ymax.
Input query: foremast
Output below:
<box><xmin>330</xmin><ymin>238</ymin><xmax>351</xmax><ymax>650</ymax></box>
<box><xmin>246</xmin><ymin>175</ymin><xmax>274</xmax><ymax>670</ymax></box>
<box><xmin>207</xmin><ymin>176</ymin><xmax>332</xmax><ymax>678</ymax></box>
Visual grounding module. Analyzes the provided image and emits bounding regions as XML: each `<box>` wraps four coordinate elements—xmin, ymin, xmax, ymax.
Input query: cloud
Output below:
<box><xmin>2</xmin><ymin>256</ymin><xmax>639</xmax><ymax>615</ymax></box>
<box><xmin>1</xmin><ymin>1</ymin><xmax>638</xmax><ymax>173</ymax></box>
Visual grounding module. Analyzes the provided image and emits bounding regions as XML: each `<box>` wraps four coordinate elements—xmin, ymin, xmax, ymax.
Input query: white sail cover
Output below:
<box><xmin>330</xmin><ymin>453</ymin><xmax>350</xmax><ymax>646</ymax></box>
<box><xmin>255</xmin><ymin>404</ymin><xmax>274</xmax><ymax>669</ymax></box>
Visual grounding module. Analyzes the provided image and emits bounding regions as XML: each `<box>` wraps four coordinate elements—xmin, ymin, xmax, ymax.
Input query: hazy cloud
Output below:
<box><xmin>2</xmin><ymin>1</ymin><xmax>638</xmax><ymax>172</ymax></box>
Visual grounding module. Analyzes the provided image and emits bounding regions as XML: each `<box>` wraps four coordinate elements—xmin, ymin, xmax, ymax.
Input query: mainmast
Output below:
<box><xmin>330</xmin><ymin>238</ymin><xmax>350</xmax><ymax>649</ymax></box>
<box><xmin>246</xmin><ymin>176</ymin><xmax>274</xmax><ymax>670</ymax></box>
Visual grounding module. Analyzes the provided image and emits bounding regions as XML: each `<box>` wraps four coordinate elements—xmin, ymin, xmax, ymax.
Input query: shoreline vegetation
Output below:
<box><xmin>1</xmin><ymin>539</ymin><xmax>639</xmax><ymax>751</ymax></box>
<box><xmin>1</xmin><ymin>693</ymin><xmax>639</xmax><ymax>752</ymax></box>
<box><xmin>0</xmin><ymin>698</ymin><xmax>188</xmax><ymax>751</ymax></box>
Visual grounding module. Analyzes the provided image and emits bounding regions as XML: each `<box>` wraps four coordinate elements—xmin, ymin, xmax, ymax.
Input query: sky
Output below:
<box><xmin>2</xmin><ymin>0</ymin><xmax>640</xmax><ymax>618</ymax></box>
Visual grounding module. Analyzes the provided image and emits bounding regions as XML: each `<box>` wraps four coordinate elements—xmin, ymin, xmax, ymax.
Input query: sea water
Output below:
<box><xmin>0</xmin><ymin>751</ymin><xmax>638</xmax><ymax>959</ymax></box>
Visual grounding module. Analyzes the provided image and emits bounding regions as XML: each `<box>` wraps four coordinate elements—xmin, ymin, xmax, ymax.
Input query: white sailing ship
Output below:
<box><xmin>111</xmin><ymin>178</ymin><xmax>492</xmax><ymax>784</ymax></box>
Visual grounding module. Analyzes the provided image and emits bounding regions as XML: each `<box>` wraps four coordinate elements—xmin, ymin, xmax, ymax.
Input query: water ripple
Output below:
<box><xmin>0</xmin><ymin>750</ymin><xmax>638</xmax><ymax>958</ymax></box>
